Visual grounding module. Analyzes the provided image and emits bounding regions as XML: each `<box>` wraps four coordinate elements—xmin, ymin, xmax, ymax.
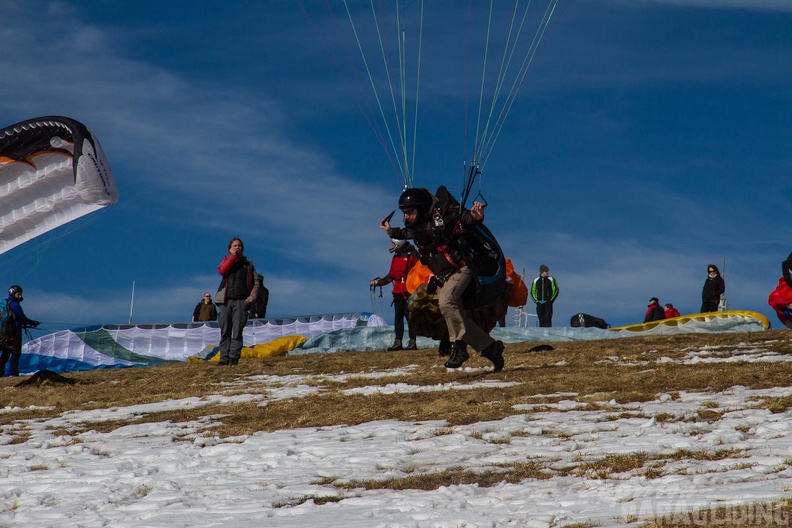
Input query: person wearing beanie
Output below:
<box><xmin>530</xmin><ymin>265</ymin><xmax>559</xmax><ymax>327</ymax></box>
<box><xmin>644</xmin><ymin>297</ymin><xmax>666</xmax><ymax>323</ymax></box>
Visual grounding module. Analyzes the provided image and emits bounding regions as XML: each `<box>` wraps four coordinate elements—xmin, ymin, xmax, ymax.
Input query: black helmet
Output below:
<box><xmin>398</xmin><ymin>188</ymin><xmax>432</xmax><ymax>212</ymax></box>
<box><xmin>8</xmin><ymin>285</ymin><xmax>22</xmax><ymax>296</ymax></box>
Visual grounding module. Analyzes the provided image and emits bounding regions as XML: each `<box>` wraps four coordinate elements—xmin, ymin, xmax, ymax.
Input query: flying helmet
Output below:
<box><xmin>398</xmin><ymin>188</ymin><xmax>432</xmax><ymax>213</ymax></box>
<box><xmin>389</xmin><ymin>238</ymin><xmax>409</xmax><ymax>253</ymax></box>
<box><xmin>398</xmin><ymin>188</ymin><xmax>432</xmax><ymax>228</ymax></box>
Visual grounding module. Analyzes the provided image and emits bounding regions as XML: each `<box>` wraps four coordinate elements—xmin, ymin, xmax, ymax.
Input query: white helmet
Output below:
<box><xmin>389</xmin><ymin>239</ymin><xmax>409</xmax><ymax>253</ymax></box>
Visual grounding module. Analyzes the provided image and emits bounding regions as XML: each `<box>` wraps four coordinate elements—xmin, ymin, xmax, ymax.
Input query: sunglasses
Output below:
<box><xmin>708</xmin><ymin>270</ymin><xmax>715</xmax><ymax>273</ymax></box>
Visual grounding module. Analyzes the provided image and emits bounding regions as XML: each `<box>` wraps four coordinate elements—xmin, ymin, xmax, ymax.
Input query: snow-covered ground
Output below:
<box><xmin>2</xmin><ymin>343</ymin><xmax>792</xmax><ymax>527</ymax></box>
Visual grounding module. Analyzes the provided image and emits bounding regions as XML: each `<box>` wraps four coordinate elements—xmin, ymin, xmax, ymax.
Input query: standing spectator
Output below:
<box><xmin>216</xmin><ymin>237</ymin><xmax>260</xmax><ymax>366</ymax></box>
<box><xmin>530</xmin><ymin>265</ymin><xmax>559</xmax><ymax>327</ymax></box>
<box><xmin>701</xmin><ymin>264</ymin><xmax>725</xmax><ymax>313</ymax></box>
<box><xmin>644</xmin><ymin>297</ymin><xmax>666</xmax><ymax>323</ymax></box>
<box><xmin>250</xmin><ymin>274</ymin><xmax>269</xmax><ymax>319</ymax></box>
<box><xmin>193</xmin><ymin>292</ymin><xmax>218</xmax><ymax>322</ymax></box>
<box><xmin>370</xmin><ymin>239</ymin><xmax>419</xmax><ymax>351</ymax></box>
<box><xmin>0</xmin><ymin>285</ymin><xmax>40</xmax><ymax>377</ymax></box>
<box><xmin>664</xmin><ymin>303</ymin><xmax>681</xmax><ymax>318</ymax></box>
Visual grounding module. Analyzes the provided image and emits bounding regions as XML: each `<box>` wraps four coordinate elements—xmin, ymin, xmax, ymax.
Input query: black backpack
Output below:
<box><xmin>0</xmin><ymin>300</ymin><xmax>17</xmax><ymax>352</ymax></box>
<box><xmin>570</xmin><ymin>312</ymin><xmax>609</xmax><ymax>329</ymax></box>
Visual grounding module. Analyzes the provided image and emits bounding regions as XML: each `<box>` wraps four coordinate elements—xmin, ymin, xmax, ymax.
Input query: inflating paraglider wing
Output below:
<box><xmin>0</xmin><ymin>116</ymin><xmax>118</xmax><ymax>254</ymax></box>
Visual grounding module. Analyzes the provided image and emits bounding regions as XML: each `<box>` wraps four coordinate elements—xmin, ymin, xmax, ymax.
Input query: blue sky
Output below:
<box><xmin>1</xmin><ymin>0</ymin><xmax>790</xmax><ymax>333</ymax></box>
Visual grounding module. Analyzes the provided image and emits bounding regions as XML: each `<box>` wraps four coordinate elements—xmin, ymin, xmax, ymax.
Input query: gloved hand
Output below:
<box><xmin>30</xmin><ymin>320</ymin><xmax>41</xmax><ymax>328</ymax></box>
<box><xmin>426</xmin><ymin>276</ymin><xmax>441</xmax><ymax>295</ymax></box>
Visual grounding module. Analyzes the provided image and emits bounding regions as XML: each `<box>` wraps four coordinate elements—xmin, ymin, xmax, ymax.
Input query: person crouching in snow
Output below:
<box><xmin>371</xmin><ymin>239</ymin><xmax>419</xmax><ymax>351</ymax></box>
<box><xmin>768</xmin><ymin>252</ymin><xmax>792</xmax><ymax>328</ymax></box>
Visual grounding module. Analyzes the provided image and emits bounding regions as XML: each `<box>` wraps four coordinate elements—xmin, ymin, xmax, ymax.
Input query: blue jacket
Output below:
<box><xmin>5</xmin><ymin>296</ymin><xmax>37</xmax><ymax>328</ymax></box>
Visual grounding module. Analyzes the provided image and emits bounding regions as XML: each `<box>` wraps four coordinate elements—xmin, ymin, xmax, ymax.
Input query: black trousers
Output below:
<box><xmin>393</xmin><ymin>293</ymin><xmax>415</xmax><ymax>340</ymax></box>
<box><xmin>536</xmin><ymin>302</ymin><xmax>554</xmax><ymax>328</ymax></box>
<box><xmin>701</xmin><ymin>301</ymin><xmax>719</xmax><ymax>313</ymax></box>
<box><xmin>0</xmin><ymin>331</ymin><xmax>22</xmax><ymax>376</ymax></box>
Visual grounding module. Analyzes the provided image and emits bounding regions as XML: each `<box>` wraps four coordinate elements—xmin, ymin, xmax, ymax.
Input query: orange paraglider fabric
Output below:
<box><xmin>406</xmin><ymin>260</ymin><xmax>432</xmax><ymax>295</ymax></box>
<box><xmin>506</xmin><ymin>258</ymin><xmax>528</xmax><ymax>307</ymax></box>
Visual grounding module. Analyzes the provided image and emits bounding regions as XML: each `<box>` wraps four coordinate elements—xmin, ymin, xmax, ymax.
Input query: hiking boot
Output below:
<box><xmin>229</xmin><ymin>358</ymin><xmax>239</xmax><ymax>366</ymax></box>
<box><xmin>444</xmin><ymin>341</ymin><xmax>469</xmax><ymax>369</ymax></box>
<box><xmin>438</xmin><ymin>340</ymin><xmax>452</xmax><ymax>357</ymax></box>
<box><xmin>216</xmin><ymin>360</ymin><xmax>229</xmax><ymax>366</ymax></box>
<box><xmin>481</xmin><ymin>340</ymin><xmax>505</xmax><ymax>372</ymax></box>
<box><xmin>405</xmin><ymin>339</ymin><xmax>417</xmax><ymax>350</ymax></box>
<box><xmin>387</xmin><ymin>339</ymin><xmax>403</xmax><ymax>351</ymax></box>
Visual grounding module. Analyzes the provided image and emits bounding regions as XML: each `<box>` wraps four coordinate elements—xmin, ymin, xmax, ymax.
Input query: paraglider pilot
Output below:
<box><xmin>0</xmin><ymin>285</ymin><xmax>40</xmax><ymax>377</ymax></box>
<box><xmin>370</xmin><ymin>239</ymin><xmax>419</xmax><ymax>351</ymax></box>
<box><xmin>380</xmin><ymin>186</ymin><xmax>505</xmax><ymax>372</ymax></box>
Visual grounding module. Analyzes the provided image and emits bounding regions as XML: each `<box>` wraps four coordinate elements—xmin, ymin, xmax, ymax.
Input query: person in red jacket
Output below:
<box><xmin>371</xmin><ymin>239</ymin><xmax>419</xmax><ymax>351</ymax></box>
<box><xmin>768</xmin><ymin>252</ymin><xmax>792</xmax><ymax>328</ymax></box>
<box><xmin>664</xmin><ymin>303</ymin><xmax>681</xmax><ymax>318</ymax></box>
<box><xmin>216</xmin><ymin>237</ymin><xmax>260</xmax><ymax>366</ymax></box>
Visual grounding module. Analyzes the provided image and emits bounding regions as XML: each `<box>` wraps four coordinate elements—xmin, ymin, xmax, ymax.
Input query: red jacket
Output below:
<box><xmin>376</xmin><ymin>252</ymin><xmax>417</xmax><ymax>295</ymax></box>
<box><xmin>768</xmin><ymin>277</ymin><xmax>792</xmax><ymax>328</ymax></box>
<box><xmin>664</xmin><ymin>308</ymin><xmax>681</xmax><ymax>318</ymax></box>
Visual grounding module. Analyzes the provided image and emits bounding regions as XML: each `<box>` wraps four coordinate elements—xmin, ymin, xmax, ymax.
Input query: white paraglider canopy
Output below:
<box><xmin>0</xmin><ymin>116</ymin><xmax>118</xmax><ymax>254</ymax></box>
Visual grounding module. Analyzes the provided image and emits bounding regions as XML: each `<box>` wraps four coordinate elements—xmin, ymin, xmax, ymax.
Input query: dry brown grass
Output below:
<box><xmin>2</xmin><ymin>329</ymin><xmax>791</xmax><ymax>436</ymax></box>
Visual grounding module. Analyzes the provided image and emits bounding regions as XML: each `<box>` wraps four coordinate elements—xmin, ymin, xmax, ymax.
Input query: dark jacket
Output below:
<box><xmin>217</xmin><ymin>254</ymin><xmax>259</xmax><ymax>303</ymax></box>
<box><xmin>389</xmin><ymin>186</ymin><xmax>481</xmax><ymax>278</ymax></box>
<box><xmin>193</xmin><ymin>301</ymin><xmax>218</xmax><ymax>322</ymax></box>
<box><xmin>250</xmin><ymin>275</ymin><xmax>269</xmax><ymax>318</ymax></box>
<box><xmin>644</xmin><ymin>303</ymin><xmax>666</xmax><ymax>323</ymax></box>
<box><xmin>530</xmin><ymin>276</ymin><xmax>559</xmax><ymax>304</ymax></box>
<box><xmin>702</xmin><ymin>275</ymin><xmax>725</xmax><ymax>303</ymax></box>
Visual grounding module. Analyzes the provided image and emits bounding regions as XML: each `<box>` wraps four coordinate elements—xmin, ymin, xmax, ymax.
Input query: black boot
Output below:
<box><xmin>405</xmin><ymin>339</ymin><xmax>417</xmax><ymax>350</ymax></box>
<box><xmin>438</xmin><ymin>340</ymin><xmax>452</xmax><ymax>357</ymax></box>
<box><xmin>481</xmin><ymin>340</ymin><xmax>505</xmax><ymax>372</ymax></box>
<box><xmin>444</xmin><ymin>341</ymin><xmax>469</xmax><ymax>369</ymax></box>
<box><xmin>387</xmin><ymin>339</ymin><xmax>403</xmax><ymax>351</ymax></box>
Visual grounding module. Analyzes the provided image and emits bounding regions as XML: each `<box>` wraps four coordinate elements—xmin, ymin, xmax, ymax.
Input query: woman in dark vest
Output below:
<box><xmin>216</xmin><ymin>238</ymin><xmax>259</xmax><ymax>366</ymax></box>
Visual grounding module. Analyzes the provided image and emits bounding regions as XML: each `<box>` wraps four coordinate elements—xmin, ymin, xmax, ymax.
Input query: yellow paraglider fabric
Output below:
<box><xmin>609</xmin><ymin>310</ymin><xmax>771</xmax><ymax>333</ymax></box>
<box><xmin>195</xmin><ymin>335</ymin><xmax>308</xmax><ymax>363</ymax></box>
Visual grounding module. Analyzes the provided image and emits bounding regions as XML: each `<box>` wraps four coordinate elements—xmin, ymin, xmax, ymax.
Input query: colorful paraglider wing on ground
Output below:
<box><xmin>0</xmin><ymin>116</ymin><xmax>118</xmax><ymax>254</ymax></box>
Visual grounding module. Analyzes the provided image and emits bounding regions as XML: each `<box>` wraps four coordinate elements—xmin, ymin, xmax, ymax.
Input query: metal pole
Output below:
<box><xmin>128</xmin><ymin>281</ymin><xmax>135</xmax><ymax>324</ymax></box>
